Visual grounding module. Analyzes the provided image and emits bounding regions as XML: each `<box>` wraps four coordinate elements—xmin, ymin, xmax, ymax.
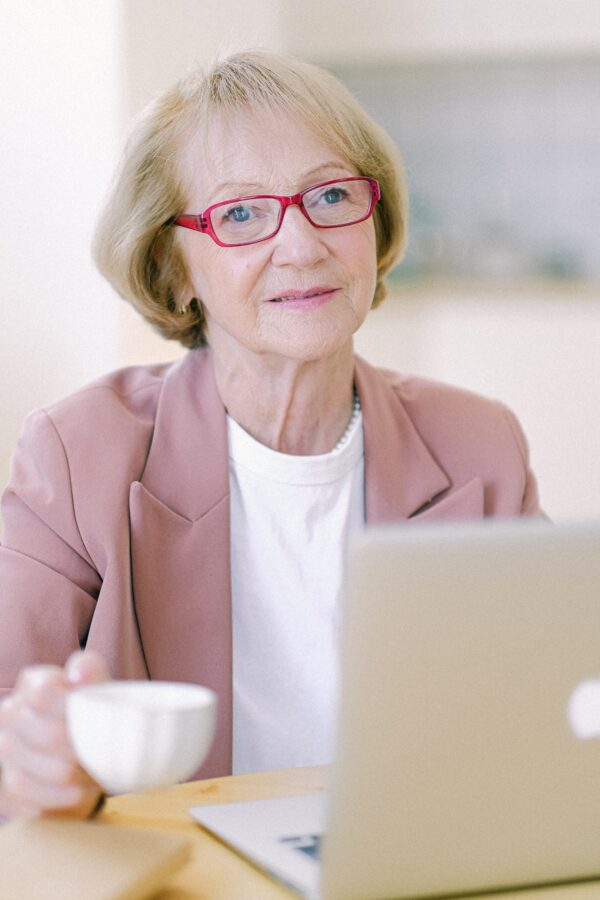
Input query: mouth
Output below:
<box><xmin>269</xmin><ymin>286</ymin><xmax>338</xmax><ymax>303</ymax></box>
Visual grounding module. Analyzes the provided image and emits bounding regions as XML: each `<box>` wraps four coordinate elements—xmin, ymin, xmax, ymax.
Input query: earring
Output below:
<box><xmin>177</xmin><ymin>298</ymin><xmax>201</xmax><ymax>317</ymax></box>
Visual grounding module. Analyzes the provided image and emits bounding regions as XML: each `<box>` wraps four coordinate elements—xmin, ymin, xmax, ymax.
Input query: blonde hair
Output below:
<box><xmin>93</xmin><ymin>51</ymin><xmax>408</xmax><ymax>348</ymax></box>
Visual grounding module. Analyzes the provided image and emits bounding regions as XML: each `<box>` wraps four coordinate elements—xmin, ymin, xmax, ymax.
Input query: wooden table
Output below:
<box><xmin>100</xmin><ymin>765</ymin><xmax>326</xmax><ymax>898</ymax></box>
<box><xmin>99</xmin><ymin>767</ymin><xmax>600</xmax><ymax>899</ymax></box>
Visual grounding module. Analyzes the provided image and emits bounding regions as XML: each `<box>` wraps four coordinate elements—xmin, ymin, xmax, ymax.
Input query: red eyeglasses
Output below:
<box><xmin>174</xmin><ymin>177</ymin><xmax>380</xmax><ymax>247</ymax></box>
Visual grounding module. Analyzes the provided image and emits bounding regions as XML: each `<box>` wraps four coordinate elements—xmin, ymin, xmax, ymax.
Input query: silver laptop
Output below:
<box><xmin>191</xmin><ymin>519</ymin><xmax>600</xmax><ymax>899</ymax></box>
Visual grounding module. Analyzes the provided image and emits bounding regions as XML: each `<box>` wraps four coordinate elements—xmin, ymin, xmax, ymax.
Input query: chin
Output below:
<box><xmin>267</xmin><ymin>333</ymin><xmax>354</xmax><ymax>363</ymax></box>
<box><xmin>262</xmin><ymin>310</ymin><xmax>361</xmax><ymax>361</ymax></box>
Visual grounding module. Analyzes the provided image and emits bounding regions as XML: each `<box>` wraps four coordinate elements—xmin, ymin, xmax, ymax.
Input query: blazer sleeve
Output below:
<box><xmin>500</xmin><ymin>403</ymin><xmax>546</xmax><ymax>518</ymax></box>
<box><xmin>0</xmin><ymin>410</ymin><xmax>101</xmax><ymax>693</ymax></box>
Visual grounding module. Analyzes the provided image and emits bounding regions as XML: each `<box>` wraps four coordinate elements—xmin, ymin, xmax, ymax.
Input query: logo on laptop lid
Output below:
<box><xmin>567</xmin><ymin>680</ymin><xmax>600</xmax><ymax>739</ymax></box>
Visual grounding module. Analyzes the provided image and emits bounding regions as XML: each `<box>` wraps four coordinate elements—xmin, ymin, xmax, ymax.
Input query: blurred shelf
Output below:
<box><xmin>284</xmin><ymin>0</ymin><xmax>600</xmax><ymax>65</ymax></box>
<box><xmin>385</xmin><ymin>279</ymin><xmax>600</xmax><ymax>302</ymax></box>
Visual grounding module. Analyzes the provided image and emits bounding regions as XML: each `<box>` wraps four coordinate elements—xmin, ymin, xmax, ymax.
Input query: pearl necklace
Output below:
<box><xmin>334</xmin><ymin>388</ymin><xmax>361</xmax><ymax>451</ymax></box>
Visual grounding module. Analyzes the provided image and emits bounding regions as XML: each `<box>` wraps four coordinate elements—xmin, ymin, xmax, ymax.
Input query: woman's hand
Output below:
<box><xmin>0</xmin><ymin>650</ymin><xmax>109</xmax><ymax>819</ymax></box>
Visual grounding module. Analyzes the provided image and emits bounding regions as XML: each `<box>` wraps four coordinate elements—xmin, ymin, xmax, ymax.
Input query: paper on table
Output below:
<box><xmin>0</xmin><ymin>818</ymin><xmax>190</xmax><ymax>900</ymax></box>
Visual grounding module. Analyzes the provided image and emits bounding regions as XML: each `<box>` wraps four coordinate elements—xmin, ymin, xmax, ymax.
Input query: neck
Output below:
<box><xmin>209</xmin><ymin>340</ymin><xmax>357</xmax><ymax>455</ymax></box>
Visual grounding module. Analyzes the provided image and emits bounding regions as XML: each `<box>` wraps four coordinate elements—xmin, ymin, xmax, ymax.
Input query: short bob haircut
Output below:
<box><xmin>93</xmin><ymin>50</ymin><xmax>408</xmax><ymax>348</ymax></box>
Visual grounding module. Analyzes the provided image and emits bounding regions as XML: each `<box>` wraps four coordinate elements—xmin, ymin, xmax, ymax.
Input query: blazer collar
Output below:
<box><xmin>139</xmin><ymin>349</ymin><xmax>457</xmax><ymax>524</ymax></box>
<box><xmin>139</xmin><ymin>348</ymin><xmax>228</xmax><ymax>522</ymax></box>
<box><xmin>354</xmin><ymin>355</ymin><xmax>451</xmax><ymax>522</ymax></box>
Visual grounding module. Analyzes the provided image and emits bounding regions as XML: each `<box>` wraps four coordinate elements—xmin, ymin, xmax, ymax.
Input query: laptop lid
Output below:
<box><xmin>322</xmin><ymin>518</ymin><xmax>600</xmax><ymax>899</ymax></box>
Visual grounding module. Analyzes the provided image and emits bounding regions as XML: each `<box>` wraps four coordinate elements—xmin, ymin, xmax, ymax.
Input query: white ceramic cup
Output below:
<box><xmin>66</xmin><ymin>680</ymin><xmax>217</xmax><ymax>795</ymax></box>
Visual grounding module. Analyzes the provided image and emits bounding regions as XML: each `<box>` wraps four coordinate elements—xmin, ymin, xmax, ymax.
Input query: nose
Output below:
<box><xmin>270</xmin><ymin>204</ymin><xmax>329</xmax><ymax>268</ymax></box>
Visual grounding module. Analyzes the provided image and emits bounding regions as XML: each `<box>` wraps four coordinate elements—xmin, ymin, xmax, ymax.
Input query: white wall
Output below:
<box><xmin>283</xmin><ymin>0</ymin><xmax>600</xmax><ymax>62</ymax></box>
<box><xmin>120</xmin><ymin>0</ymin><xmax>285</xmax><ymax>123</ymax></box>
<box><xmin>0</xmin><ymin>0</ymin><xmax>123</xmax><ymax>497</ymax></box>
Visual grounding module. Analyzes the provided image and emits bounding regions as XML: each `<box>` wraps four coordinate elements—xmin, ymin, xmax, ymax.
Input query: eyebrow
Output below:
<box><xmin>208</xmin><ymin>162</ymin><xmax>355</xmax><ymax>202</ymax></box>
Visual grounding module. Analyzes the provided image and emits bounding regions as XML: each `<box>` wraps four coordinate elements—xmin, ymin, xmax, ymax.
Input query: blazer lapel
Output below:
<box><xmin>129</xmin><ymin>349</ymin><xmax>232</xmax><ymax>777</ymax></box>
<box><xmin>354</xmin><ymin>356</ymin><xmax>484</xmax><ymax>523</ymax></box>
<box><xmin>355</xmin><ymin>356</ymin><xmax>450</xmax><ymax>522</ymax></box>
<box><xmin>409</xmin><ymin>477</ymin><xmax>484</xmax><ymax>521</ymax></box>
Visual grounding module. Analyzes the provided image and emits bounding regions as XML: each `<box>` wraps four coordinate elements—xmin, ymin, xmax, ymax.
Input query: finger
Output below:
<box><xmin>1</xmin><ymin>762</ymin><xmax>87</xmax><ymax>813</ymax></box>
<box><xmin>0</xmin><ymin>693</ymin><xmax>19</xmax><ymax>725</ymax></box>
<box><xmin>65</xmin><ymin>650</ymin><xmax>110</xmax><ymax>686</ymax></box>
<box><xmin>17</xmin><ymin>666</ymin><xmax>69</xmax><ymax>718</ymax></box>
<box><xmin>0</xmin><ymin>727</ymin><xmax>9</xmax><ymax>762</ymax></box>
<box><xmin>7</xmin><ymin>701</ymin><xmax>71</xmax><ymax>755</ymax></box>
<box><xmin>0</xmin><ymin>786</ymin><xmax>40</xmax><ymax>819</ymax></box>
<box><xmin>16</xmin><ymin>664</ymin><xmax>64</xmax><ymax>692</ymax></box>
<box><xmin>1</xmin><ymin>732</ymin><xmax>80</xmax><ymax>787</ymax></box>
<box><xmin>0</xmin><ymin>737</ymin><xmax>103</xmax><ymax>820</ymax></box>
<box><xmin>1</xmin><ymin>681</ymin><xmax>73</xmax><ymax>769</ymax></box>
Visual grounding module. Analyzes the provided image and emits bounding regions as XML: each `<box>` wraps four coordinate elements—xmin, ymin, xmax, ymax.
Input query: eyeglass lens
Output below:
<box><xmin>211</xmin><ymin>179</ymin><xmax>373</xmax><ymax>245</ymax></box>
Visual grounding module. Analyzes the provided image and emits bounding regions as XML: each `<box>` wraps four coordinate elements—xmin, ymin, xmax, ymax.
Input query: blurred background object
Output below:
<box><xmin>335</xmin><ymin>57</ymin><xmax>599</xmax><ymax>285</ymax></box>
<box><xmin>1</xmin><ymin>0</ymin><xmax>599</xmax><ymax>522</ymax></box>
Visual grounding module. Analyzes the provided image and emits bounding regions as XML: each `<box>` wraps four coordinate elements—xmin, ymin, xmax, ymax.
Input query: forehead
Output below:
<box><xmin>179</xmin><ymin>106</ymin><xmax>356</xmax><ymax>205</ymax></box>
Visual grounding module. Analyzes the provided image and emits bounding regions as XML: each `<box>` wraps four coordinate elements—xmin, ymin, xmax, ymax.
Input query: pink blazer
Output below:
<box><xmin>0</xmin><ymin>349</ymin><xmax>543</xmax><ymax>777</ymax></box>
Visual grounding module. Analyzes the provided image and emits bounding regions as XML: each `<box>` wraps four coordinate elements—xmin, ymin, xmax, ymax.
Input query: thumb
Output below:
<box><xmin>65</xmin><ymin>650</ymin><xmax>110</xmax><ymax>686</ymax></box>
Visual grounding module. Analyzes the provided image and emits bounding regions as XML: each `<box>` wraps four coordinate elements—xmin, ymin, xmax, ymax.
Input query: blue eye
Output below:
<box><xmin>225</xmin><ymin>205</ymin><xmax>252</xmax><ymax>223</ymax></box>
<box><xmin>322</xmin><ymin>188</ymin><xmax>347</xmax><ymax>204</ymax></box>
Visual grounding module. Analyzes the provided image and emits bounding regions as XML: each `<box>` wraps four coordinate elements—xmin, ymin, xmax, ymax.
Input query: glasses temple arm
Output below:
<box><xmin>173</xmin><ymin>214</ymin><xmax>208</xmax><ymax>232</ymax></box>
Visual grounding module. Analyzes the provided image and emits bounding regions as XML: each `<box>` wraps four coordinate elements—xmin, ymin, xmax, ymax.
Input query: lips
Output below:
<box><xmin>270</xmin><ymin>286</ymin><xmax>338</xmax><ymax>302</ymax></box>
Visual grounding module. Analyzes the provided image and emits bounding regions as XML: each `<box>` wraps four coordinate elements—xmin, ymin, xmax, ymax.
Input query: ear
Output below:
<box><xmin>154</xmin><ymin>226</ymin><xmax>196</xmax><ymax>310</ymax></box>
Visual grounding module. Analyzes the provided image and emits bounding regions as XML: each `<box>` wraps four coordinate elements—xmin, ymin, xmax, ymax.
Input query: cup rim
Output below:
<box><xmin>68</xmin><ymin>680</ymin><xmax>216</xmax><ymax>713</ymax></box>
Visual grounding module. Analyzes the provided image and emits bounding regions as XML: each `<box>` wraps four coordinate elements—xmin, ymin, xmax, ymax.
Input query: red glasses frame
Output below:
<box><xmin>173</xmin><ymin>177</ymin><xmax>381</xmax><ymax>247</ymax></box>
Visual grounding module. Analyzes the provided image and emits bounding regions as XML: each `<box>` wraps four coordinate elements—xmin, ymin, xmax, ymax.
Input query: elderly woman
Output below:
<box><xmin>0</xmin><ymin>51</ymin><xmax>543</xmax><ymax>819</ymax></box>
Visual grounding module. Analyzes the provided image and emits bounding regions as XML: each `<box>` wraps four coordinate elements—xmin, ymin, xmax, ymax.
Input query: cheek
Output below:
<box><xmin>180</xmin><ymin>239</ymin><xmax>228</xmax><ymax>301</ymax></box>
<box><xmin>350</xmin><ymin>218</ymin><xmax>376</xmax><ymax>260</ymax></box>
<box><xmin>346</xmin><ymin>226</ymin><xmax>378</xmax><ymax>285</ymax></box>
<box><xmin>184</xmin><ymin>249</ymin><xmax>268</xmax><ymax>326</ymax></box>
<box><xmin>347</xmin><ymin>229</ymin><xmax>378</xmax><ymax>319</ymax></box>
<box><xmin>365</xmin><ymin>222</ymin><xmax>378</xmax><ymax>267</ymax></box>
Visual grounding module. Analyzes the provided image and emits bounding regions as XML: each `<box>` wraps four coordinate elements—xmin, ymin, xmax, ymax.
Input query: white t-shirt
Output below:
<box><xmin>228</xmin><ymin>410</ymin><xmax>364</xmax><ymax>775</ymax></box>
